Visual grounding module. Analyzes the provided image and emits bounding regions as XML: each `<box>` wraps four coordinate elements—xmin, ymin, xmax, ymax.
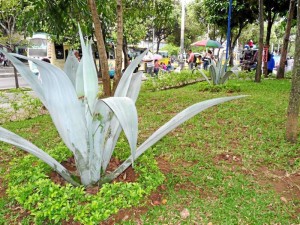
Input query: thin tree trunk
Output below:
<box><xmin>122</xmin><ymin>36</ymin><xmax>130</xmax><ymax>69</ymax></box>
<box><xmin>87</xmin><ymin>0</ymin><xmax>111</xmax><ymax>97</ymax></box>
<box><xmin>156</xmin><ymin>40</ymin><xmax>160</xmax><ymax>53</ymax></box>
<box><xmin>286</xmin><ymin>0</ymin><xmax>300</xmax><ymax>143</ymax></box>
<box><xmin>263</xmin><ymin>11</ymin><xmax>275</xmax><ymax>77</ymax></box>
<box><xmin>277</xmin><ymin>0</ymin><xmax>296</xmax><ymax>79</ymax></box>
<box><xmin>13</xmin><ymin>66</ymin><xmax>19</xmax><ymax>89</ymax></box>
<box><xmin>112</xmin><ymin>0</ymin><xmax>123</xmax><ymax>95</ymax></box>
<box><xmin>255</xmin><ymin>0</ymin><xmax>264</xmax><ymax>82</ymax></box>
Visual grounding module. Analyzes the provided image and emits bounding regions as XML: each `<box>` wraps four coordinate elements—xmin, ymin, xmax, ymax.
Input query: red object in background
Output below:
<box><xmin>248</xmin><ymin>40</ymin><xmax>254</xmax><ymax>48</ymax></box>
<box><xmin>263</xmin><ymin>46</ymin><xmax>269</xmax><ymax>62</ymax></box>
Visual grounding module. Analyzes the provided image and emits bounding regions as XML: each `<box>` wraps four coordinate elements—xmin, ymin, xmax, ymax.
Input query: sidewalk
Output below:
<box><xmin>0</xmin><ymin>66</ymin><xmax>20</xmax><ymax>78</ymax></box>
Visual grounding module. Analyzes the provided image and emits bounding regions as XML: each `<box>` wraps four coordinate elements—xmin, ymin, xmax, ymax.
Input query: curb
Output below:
<box><xmin>0</xmin><ymin>74</ymin><xmax>21</xmax><ymax>78</ymax></box>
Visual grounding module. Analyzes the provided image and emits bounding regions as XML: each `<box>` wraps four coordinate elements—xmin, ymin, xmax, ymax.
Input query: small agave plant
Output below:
<box><xmin>208</xmin><ymin>56</ymin><xmax>235</xmax><ymax>85</ymax></box>
<box><xmin>0</xmin><ymin>28</ymin><xmax>246</xmax><ymax>187</ymax></box>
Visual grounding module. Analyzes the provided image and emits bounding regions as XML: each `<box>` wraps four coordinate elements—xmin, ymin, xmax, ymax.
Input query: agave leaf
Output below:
<box><xmin>198</xmin><ymin>69</ymin><xmax>211</xmax><ymax>85</ymax></box>
<box><xmin>78</xmin><ymin>25</ymin><xmax>98</xmax><ymax>111</ymax></box>
<box><xmin>114</xmin><ymin>47</ymin><xmax>151</xmax><ymax>97</ymax></box>
<box><xmin>94</xmin><ymin>97</ymin><xmax>138</xmax><ymax>165</ymax></box>
<box><xmin>126</xmin><ymin>71</ymin><xmax>144</xmax><ymax>102</ymax></box>
<box><xmin>9</xmin><ymin>54</ymin><xmax>88</xmax><ymax>161</ymax></box>
<box><xmin>99</xmin><ymin>95</ymin><xmax>248</xmax><ymax>184</ymax></box>
<box><xmin>221</xmin><ymin>71</ymin><xmax>234</xmax><ymax>84</ymax></box>
<box><xmin>96</xmin><ymin>72</ymin><xmax>143</xmax><ymax>171</ymax></box>
<box><xmin>0</xmin><ymin>127</ymin><xmax>80</xmax><ymax>186</ymax></box>
<box><xmin>1</xmin><ymin>51</ymin><xmax>46</xmax><ymax>104</ymax></box>
<box><xmin>63</xmin><ymin>50</ymin><xmax>79</xmax><ymax>88</ymax></box>
<box><xmin>220</xmin><ymin>57</ymin><xmax>230</xmax><ymax>81</ymax></box>
<box><xmin>76</xmin><ymin>59</ymin><xmax>85</xmax><ymax>98</ymax></box>
<box><xmin>209</xmin><ymin>63</ymin><xmax>217</xmax><ymax>85</ymax></box>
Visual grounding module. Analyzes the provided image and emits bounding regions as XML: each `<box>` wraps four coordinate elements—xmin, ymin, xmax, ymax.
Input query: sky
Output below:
<box><xmin>182</xmin><ymin>0</ymin><xmax>194</xmax><ymax>3</ymax></box>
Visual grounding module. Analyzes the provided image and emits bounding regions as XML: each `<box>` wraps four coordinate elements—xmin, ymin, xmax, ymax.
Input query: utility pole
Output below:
<box><xmin>179</xmin><ymin>0</ymin><xmax>185</xmax><ymax>70</ymax></box>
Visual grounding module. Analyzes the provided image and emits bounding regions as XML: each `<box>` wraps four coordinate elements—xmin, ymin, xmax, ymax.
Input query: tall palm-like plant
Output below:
<box><xmin>0</xmin><ymin>28</ymin><xmax>247</xmax><ymax>187</ymax></box>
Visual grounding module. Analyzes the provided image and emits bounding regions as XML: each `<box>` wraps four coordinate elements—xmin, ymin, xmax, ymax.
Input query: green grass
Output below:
<box><xmin>0</xmin><ymin>78</ymin><xmax>299</xmax><ymax>224</ymax></box>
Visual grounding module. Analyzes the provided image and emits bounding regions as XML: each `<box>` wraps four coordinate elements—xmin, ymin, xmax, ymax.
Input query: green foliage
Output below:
<box><xmin>198</xmin><ymin>82</ymin><xmax>241</xmax><ymax>93</ymax></box>
<box><xmin>142</xmin><ymin>69</ymin><xmax>208</xmax><ymax>91</ymax></box>
<box><xmin>0</xmin><ymin>89</ymin><xmax>44</xmax><ymax>124</ymax></box>
<box><xmin>161</xmin><ymin>44</ymin><xmax>179</xmax><ymax>56</ymax></box>
<box><xmin>1</xmin><ymin>79</ymin><xmax>300</xmax><ymax>224</ymax></box>
<box><xmin>5</xmin><ymin>142</ymin><xmax>164</xmax><ymax>224</ymax></box>
<box><xmin>237</xmin><ymin>70</ymin><xmax>256</xmax><ymax>80</ymax></box>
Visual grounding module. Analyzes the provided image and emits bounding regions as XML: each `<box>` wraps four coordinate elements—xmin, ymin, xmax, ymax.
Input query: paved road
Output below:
<box><xmin>0</xmin><ymin>76</ymin><xmax>29</xmax><ymax>90</ymax></box>
<box><xmin>0</xmin><ymin>66</ymin><xmax>29</xmax><ymax>89</ymax></box>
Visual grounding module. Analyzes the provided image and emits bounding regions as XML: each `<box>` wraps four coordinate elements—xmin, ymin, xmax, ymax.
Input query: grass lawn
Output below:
<box><xmin>0</xmin><ymin>78</ymin><xmax>299</xmax><ymax>224</ymax></box>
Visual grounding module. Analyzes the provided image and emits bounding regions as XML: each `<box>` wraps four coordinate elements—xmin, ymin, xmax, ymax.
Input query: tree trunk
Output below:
<box><xmin>112</xmin><ymin>0</ymin><xmax>123</xmax><ymax>95</ymax></box>
<box><xmin>263</xmin><ymin>11</ymin><xmax>275</xmax><ymax>77</ymax></box>
<box><xmin>286</xmin><ymin>0</ymin><xmax>300</xmax><ymax>143</ymax></box>
<box><xmin>255</xmin><ymin>0</ymin><xmax>264</xmax><ymax>82</ymax></box>
<box><xmin>122</xmin><ymin>36</ymin><xmax>130</xmax><ymax>69</ymax></box>
<box><xmin>87</xmin><ymin>0</ymin><xmax>111</xmax><ymax>97</ymax></box>
<box><xmin>277</xmin><ymin>0</ymin><xmax>296</xmax><ymax>79</ymax></box>
<box><xmin>156</xmin><ymin>40</ymin><xmax>160</xmax><ymax>53</ymax></box>
<box><xmin>13</xmin><ymin>66</ymin><xmax>19</xmax><ymax>89</ymax></box>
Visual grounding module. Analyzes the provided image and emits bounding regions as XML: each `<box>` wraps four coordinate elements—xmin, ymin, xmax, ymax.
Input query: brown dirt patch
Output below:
<box><xmin>49</xmin><ymin>156</ymin><xmax>139</xmax><ymax>194</ymax></box>
<box><xmin>0</xmin><ymin>177</ymin><xmax>5</xmax><ymax>198</ymax></box>
<box><xmin>255</xmin><ymin>167</ymin><xmax>300</xmax><ymax>201</ymax></box>
<box><xmin>214</xmin><ymin>152</ymin><xmax>243</xmax><ymax>165</ymax></box>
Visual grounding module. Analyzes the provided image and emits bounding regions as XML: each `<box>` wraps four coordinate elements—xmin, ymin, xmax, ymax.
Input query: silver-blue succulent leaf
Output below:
<box><xmin>0</xmin><ymin>127</ymin><xmax>80</xmax><ymax>186</ymax></box>
<box><xmin>99</xmin><ymin>71</ymin><xmax>144</xmax><ymax>171</ymax></box>
<box><xmin>114</xmin><ymin>47</ymin><xmax>150</xmax><ymax>97</ymax></box>
<box><xmin>11</xmin><ymin>54</ymin><xmax>88</xmax><ymax>157</ymax></box>
<box><xmin>63</xmin><ymin>50</ymin><xmax>79</xmax><ymax>88</ymax></box>
<box><xmin>198</xmin><ymin>69</ymin><xmax>211</xmax><ymax>85</ymax></box>
<box><xmin>0</xmin><ymin>50</ymin><xmax>46</xmax><ymax>104</ymax></box>
<box><xmin>78</xmin><ymin>25</ymin><xmax>98</xmax><ymax>112</ymax></box>
<box><xmin>94</xmin><ymin>97</ymin><xmax>138</xmax><ymax>168</ymax></box>
<box><xmin>100</xmin><ymin>95</ymin><xmax>248</xmax><ymax>184</ymax></box>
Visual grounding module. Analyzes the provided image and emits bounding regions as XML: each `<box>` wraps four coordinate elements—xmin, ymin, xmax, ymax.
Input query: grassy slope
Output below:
<box><xmin>130</xmin><ymin>79</ymin><xmax>299</xmax><ymax>224</ymax></box>
<box><xmin>0</xmin><ymin>79</ymin><xmax>299</xmax><ymax>224</ymax></box>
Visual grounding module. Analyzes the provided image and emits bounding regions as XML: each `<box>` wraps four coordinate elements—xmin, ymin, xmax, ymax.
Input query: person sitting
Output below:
<box><xmin>166</xmin><ymin>61</ymin><xmax>173</xmax><ymax>72</ymax></box>
<box><xmin>195</xmin><ymin>55</ymin><xmax>202</xmax><ymax>69</ymax></box>
<box><xmin>160</xmin><ymin>62</ymin><xmax>167</xmax><ymax>71</ymax></box>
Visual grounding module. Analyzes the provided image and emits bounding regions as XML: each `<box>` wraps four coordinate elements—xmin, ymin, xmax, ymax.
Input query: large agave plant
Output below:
<box><xmin>209</xmin><ymin>56</ymin><xmax>235</xmax><ymax>85</ymax></box>
<box><xmin>0</xmin><ymin>28</ymin><xmax>247</xmax><ymax>187</ymax></box>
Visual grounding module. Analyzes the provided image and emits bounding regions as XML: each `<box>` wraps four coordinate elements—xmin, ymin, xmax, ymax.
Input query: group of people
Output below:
<box><xmin>186</xmin><ymin>49</ymin><xmax>215</xmax><ymax>70</ymax></box>
<box><xmin>145</xmin><ymin>51</ymin><xmax>174</xmax><ymax>77</ymax></box>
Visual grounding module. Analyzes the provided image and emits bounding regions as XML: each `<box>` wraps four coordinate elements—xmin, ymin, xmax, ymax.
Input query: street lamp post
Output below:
<box><xmin>226</xmin><ymin>0</ymin><xmax>233</xmax><ymax>60</ymax></box>
<box><xmin>179</xmin><ymin>0</ymin><xmax>185</xmax><ymax>70</ymax></box>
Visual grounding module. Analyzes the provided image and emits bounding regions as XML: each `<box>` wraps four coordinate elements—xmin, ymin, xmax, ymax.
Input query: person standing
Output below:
<box><xmin>267</xmin><ymin>53</ymin><xmax>275</xmax><ymax>75</ymax></box>
<box><xmin>3</xmin><ymin>55</ymin><xmax>8</xmax><ymax>67</ymax></box>
<box><xmin>203</xmin><ymin>50</ymin><xmax>214</xmax><ymax>70</ymax></box>
<box><xmin>187</xmin><ymin>49</ymin><xmax>195</xmax><ymax>70</ymax></box>
<box><xmin>145</xmin><ymin>51</ymin><xmax>154</xmax><ymax>76</ymax></box>
<box><xmin>154</xmin><ymin>59</ymin><xmax>160</xmax><ymax>76</ymax></box>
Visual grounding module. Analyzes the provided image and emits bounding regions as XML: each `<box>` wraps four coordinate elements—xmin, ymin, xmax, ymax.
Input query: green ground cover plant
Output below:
<box><xmin>142</xmin><ymin>69</ymin><xmax>209</xmax><ymax>91</ymax></box>
<box><xmin>0</xmin><ymin>78</ymin><xmax>299</xmax><ymax>224</ymax></box>
<box><xmin>0</xmin><ymin>89</ymin><xmax>43</xmax><ymax>124</ymax></box>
